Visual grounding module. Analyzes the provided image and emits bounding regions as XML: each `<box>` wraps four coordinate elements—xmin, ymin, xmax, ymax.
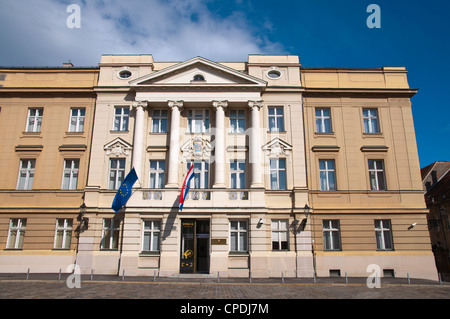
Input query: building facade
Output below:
<box><xmin>0</xmin><ymin>54</ymin><xmax>438</xmax><ymax>281</ymax></box>
<box><xmin>302</xmin><ymin>67</ymin><xmax>437</xmax><ymax>280</ymax></box>
<box><xmin>422</xmin><ymin>161</ymin><xmax>450</xmax><ymax>280</ymax></box>
<box><xmin>0</xmin><ymin>65</ymin><xmax>98</xmax><ymax>272</ymax></box>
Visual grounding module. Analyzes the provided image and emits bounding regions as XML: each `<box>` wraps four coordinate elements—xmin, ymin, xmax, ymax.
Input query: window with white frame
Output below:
<box><xmin>149</xmin><ymin>160</ymin><xmax>165</xmax><ymax>189</ymax></box>
<box><xmin>188</xmin><ymin>109</ymin><xmax>210</xmax><ymax>133</ymax></box>
<box><xmin>363</xmin><ymin>108</ymin><xmax>380</xmax><ymax>133</ymax></box>
<box><xmin>271</xmin><ymin>219</ymin><xmax>289</xmax><ymax>250</ymax></box>
<box><xmin>229</xmin><ymin>109</ymin><xmax>245</xmax><ymax>133</ymax></box>
<box><xmin>62</xmin><ymin>159</ymin><xmax>79</xmax><ymax>190</ymax></box>
<box><xmin>101</xmin><ymin>218</ymin><xmax>120</xmax><ymax>250</ymax></box>
<box><xmin>319</xmin><ymin>159</ymin><xmax>336</xmax><ymax>191</ymax></box>
<box><xmin>268</xmin><ymin>106</ymin><xmax>284</xmax><ymax>132</ymax></box>
<box><xmin>152</xmin><ymin>109</ymin><xmax>168</xmax><ymax>133</ymax></box>
<box><xmin>113</xmin><ymin>107</ymin><xmax>129</xmax><ymax>131</ymax></box>
<box><xmin>69</xmin><ymin>108</ymin><xmax>85</xmax><ymax>132</ymax></box>
<box><xmin>230</xmin><ymin>220</ymin><xmax>248</xmax><ymax>252</ymax></box>
<box><xmin>374</xmin><ymin>219</ymin><xmax>393</xmax><ymax>250</ymax></box>
<box><xmin>109</xmin><ymin>158</ymin><xmax>125</xmax><ymax>190</ymax></box>
<box><xmin>187</xmin><ymin>161</ymin><xmax>209</xmax><ymax>189</ymax></box>
<box><xmin>142</xmin><ymin>220</ymin><xmax>161</xmax><ymax>252</ymax></box>
<box><xmin>26</xmin><ymin>108</ymin><xmax>43</xmax><ymax>132</ymax></box>
<box><xmin>54</xmin><ymin>219</ymin><xmax>73</xmax><ymax>249</ymax></box>
<box><xmin>315</xmin><ymin>108</ymin><xmax>332</xmax><ymax>133</ymax></box>
<box><xmin>368</xmin><ymin>159</ymin><xmax>386</xmax><ymax>191</ymax></box>
<box><xmin>269</xmin><ymin>158</ymin><xmax>286</xmax><ymax>190</ymax></box>
<box><xmin>6</xmin><ymin>218</ymin><xmax>27</xmax><ymax>249</ymax></box>
<box><xmin>323</xmin><ymin>220</ymin><xmax>341</xmax><ymax>250</ymax></box>
<box><xmin>230</xmin><ymin>160</ymin><xmax>245</xmax><ymax>189</ymax></box>
<box><xmin>17</xmin><ymin>159</ymin><xmax>35</xmax><ymax>190</ymax></box>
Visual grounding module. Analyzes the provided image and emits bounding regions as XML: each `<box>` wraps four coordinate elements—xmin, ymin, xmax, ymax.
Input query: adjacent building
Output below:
<box><xmin>0</xmin><ymin>64</ymin><xmax>99</xmax><ymax>272</ymax></box>
<box><xmin>422</xmin><ymin>161</ymin><xmax>450</xmax><ymax>280</ymax></box>
<box><xmin>0</xmin><ymin>54</ymin><xmax>438</xmax><ymax>281</ymax></box>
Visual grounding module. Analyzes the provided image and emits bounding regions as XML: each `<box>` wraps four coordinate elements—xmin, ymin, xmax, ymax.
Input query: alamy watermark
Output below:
<box><xmin>366</xmin><ymin>4</ymin><xmax>381</xmax><ymax>29</ymax></box>
<box><xmin>366</xmin><ymin>264</ymin><xmax>381</xmax><ymax>288</ymax></box>
<box><xmin>66</xmin><ymin>4</ymin><xmax>81</xmax><ymax>29</ymax></box>
<box><xmin>66</xmin><ymin>264</ymin><xmax>81</xmax><ymax>289</ymax></box>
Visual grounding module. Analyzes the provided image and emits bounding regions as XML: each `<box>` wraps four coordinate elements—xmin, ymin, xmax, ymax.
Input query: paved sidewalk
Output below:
<box><xmin>0</xmin><ymin>273</ymin><xmax>449</xmax><ymax>299</ymax></box>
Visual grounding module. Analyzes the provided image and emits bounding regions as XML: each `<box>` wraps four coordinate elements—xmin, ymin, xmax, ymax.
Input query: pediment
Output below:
<box><xmin>180</xmin><ymin>136</ymin><xmax>212</xmax><ymax>162</ymax></box>
<box><xmin>262</xmin><ymin>138</ymin><xmax>292</xmax><ymax>157</ymax></box>
<box><xmin>130</xmin><ymin>56</ymin><xmax>266</xmax><ymax>87</ymax></box>
<box><xmin>104</xmin><ymin>138</ymin><xmax>133</xmax><ymax>157</ymax></box>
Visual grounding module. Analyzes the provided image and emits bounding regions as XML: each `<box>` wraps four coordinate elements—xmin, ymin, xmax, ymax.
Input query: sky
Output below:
<box><xmin>0</xmin><ymin>0</ymin><xmax>448</xmax><ymax>168</ymax></box>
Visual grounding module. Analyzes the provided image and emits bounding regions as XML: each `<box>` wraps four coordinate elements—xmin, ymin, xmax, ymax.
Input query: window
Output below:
<box><xmin>319</xmin><ymin>159</ymin><xmax>336</xmax><ymax>191</ymax></box>
<box><xmin>62</xmin><ymin>159</ymin><xmax>79</xmax><ymax>190</ymax></box>
<box><xmin>375</xmin><ymin>220</ymin><xmax>393</xmax><ymax>250</ymax></box>
<box><xmin>54</xmin><ymin>219</ymin><xmax>73</xmax><ymax>249</ymax></box>
<box><xmin>188</xmin><ymin>109</ymin><xmax>210</xmax><ymax>133</ymax></box>
<box><xmin>101</xmin><ymin>218</ymin><xmax>120</xmax><ymax>250</ymax></box>
<box><xmin>230</xmin><ymin>220</ymin><xmax>248</xmax><ymax>252</ymax></box>
<box><xmin>6</xmin><ymin>218</ymin><xmax>27</xmax><ymax>249</ymax></box>
<box><xmin>230</xmin><ymin>160</ymin><xmax>245</xmax><ymax>189</ymax></box>
<box><xmin>69</xmin><ymin>108</ymin><xmax>85</xmax><ymax>132</ymax></box>
<box><xmin>109</xmin><ymin>159</ymin><xmax>125</xmax><ymax>190</ymax></box>
<box><xmin>118</xmin><ymin>70</ymin><xmax>132</xmax><ymax>79</ymax></box>
<box><xmin>26</xmin><ymin>108</ymin><xmax>43</xmax><ymax>132</ymax></box>
<box><xmin>113</xmin><ymin>107</ymin><xmax>129</xmax><ymax>131</ymax></box>
<box><xmin>188</xmin><ymin>161</ymin><xmax>209</xmax><ymax>189</ymax></box>
<box><xmin>268</xmin><ymin>107</ymin><xmax>284</xmax><ymax>132</ymax></box>
<box><xmin>315</xmin><ymin>108</ymin><xmax>332</xmax><ymax>133</ymax></box>
<box><xmin>270</xmin><ymin>159</ymin><xmax>286</xmax><ymax>190</ymax></box>
<box><xmin>142</xmin><ymin>220</ymin><xmax>161</xmax><ymax>252</ymax></box>
<box><xmin>368</xmin><ymin>159</ymin><xmax>386</xmax><ymax>191</ymax></box>
<box><xmin>17</xmin><ymin>159</ymin><xmax>35</xmax><ymax>190</ymax></box>
<box><xmin>152</xmin><ymin>109</ymin><xmax>168</xmax><ymax>133</ymax></box>
<box><xmin>323</xmin><ymin>220</ymin><xmax>341</xmax><ymax>250</ymax></box>
<box><xmin>149</xmin><ymin>160</ymin><xmax>165</xmax><ymax>189</ymax></box>
<box><xmin>363</xmin><ymin>109</ymin><xmax>380</xmax><ymax>133</ymax></box>
<box><xmin>272</xmin><ymin>219</ymin><xmax>288</xmax><ymax>250</ymax></box>
<box><xmin>267</xmin><ymin>70</ymin><xmax>281</xmax><ymax>79</ymax></box>
<box><xmin>193</xmin><ymin>74</ymin><xmax>205</xmax><ymax>81</ymax></box>
<box><xmin>229</xmin><ymin>109</ymin><xmax>245</xmax><ymax>133</ymax></box>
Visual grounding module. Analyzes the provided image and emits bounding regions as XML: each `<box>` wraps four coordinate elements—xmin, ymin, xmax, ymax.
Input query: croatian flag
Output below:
<box><xmin>179</xmin><ymin>164</ymin><xmax>195</xmax><ymax>211</ymax></box>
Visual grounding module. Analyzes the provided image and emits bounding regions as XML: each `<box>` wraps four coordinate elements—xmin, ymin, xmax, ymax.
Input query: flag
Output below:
<box><xmin>112</xmin><ymin>167</ymin><xmax>138</xmax><ymax>213</ymax></box>
<box><xmin>179</xmin><ymin>164</ymin><xmax>195</xmax><ymax>211</ymax></box>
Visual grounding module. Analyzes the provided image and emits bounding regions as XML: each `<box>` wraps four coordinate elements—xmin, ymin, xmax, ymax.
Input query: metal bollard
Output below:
<box><xmin>217</xmin><ymin>271</ymin><xmax>220</xmax><ymax>283</ymax></box>
<box><xmin>407</xmin><ymin>273</ymin><xmax>410</xmax><ymax>285</ymax></box>
<box><xmin>249</xmin><ymin>271</ymin><xmax>252</xmax><ymax>283</ymax></box>
<box><xmin>91</xmin><ymin>269</ymin><xmax>94</xmax><ymax>281</ymax></box>
<box><xmin>313</xmin><ymin>272</ymin><xmax>316</xmax><ymax>284</ymax></box>
<box><xmin>345</xmin><ymin>272</ymin><xmax>348</xmax><ymax>285</ymax></box>
<box><xmin>154</xmin><ymin>270</ymin><xmax>156</xmax><ymax>282</ymax></box>
<box><xmin>26</xmin><ymin>268</ymin><xmax>30</xmax><ymax>280</ymax></box>
<box><xmin>439</xmin><ymin>273</ymin><xmax>442</xmax><ymax>285</ymax></box>
<box><xmin>282</xmin><ymin>272</ymin><xmax>284</xmax><ymax>283</ymax></box>
<box><xmin>122</xmin><ymin>269</ymin><xmax>125</xmax><ymax>281</ymax></box>
<box><xmin>58</xmin><ymin>268</ymin><xmax>61</xmax><ymax>280</ymax></box>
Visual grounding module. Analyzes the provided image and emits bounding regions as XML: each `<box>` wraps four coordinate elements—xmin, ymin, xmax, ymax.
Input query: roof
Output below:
<box><xmin>425</xmin><ymin>169</ymin><xmax>450</xmax><ymax>205</ymax></box>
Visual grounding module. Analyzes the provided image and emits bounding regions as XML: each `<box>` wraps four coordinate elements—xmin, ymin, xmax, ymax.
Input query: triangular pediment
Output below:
<box><xmin>104</xmin><ymin>137</ymin><xmax>133</xmax><ymax>157</ymax></box>
<box><xmin>262</xmin><ymin>138</ymin><xmax>293</xmax><ymax>157</ymax></box>
<box><xmin>130</xmin><ymin>56</ymin><xmax>266</xmax><ymax>87</ymax></box>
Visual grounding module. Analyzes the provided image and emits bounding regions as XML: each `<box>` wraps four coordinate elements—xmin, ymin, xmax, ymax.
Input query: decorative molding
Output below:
<box><xmin>311</xmin><ymin>145</ymin><xmax>340</xmax><ymax>152</ymax></box>
<box><xmin>132</xmin><ymin>100</ymin><xmax>148</xmax><ymax>109</ymax></box>
<box><xmin>104</xmin><ymin>137</ymin><xmax>132</xmax><ymax>157</ymax></box>
<box><xmin>180</xmin><ymin>136</ymin><xmax>212</xmax><ymax>161</ymax></box>
<box><xmin>168</xmin><ymin>100</ymin><xmax>184</xmax><ymax>111</ymax></box>
<box><xmin>262</xmin><ymin>137</ymin><xmax>292</xmax><ymax>157</ymax></box>
<box><xmin>212</xmin><ymin>100</ymin><xmax>228</xmax><ymax>110</ymax></box>
<box><xmin>360</xmin><ymin>145</ymin><xmax>389</xmax><ymax>152</ymax></box>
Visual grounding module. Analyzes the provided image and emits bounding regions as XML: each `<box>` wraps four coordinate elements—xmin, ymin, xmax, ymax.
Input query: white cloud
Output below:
<box><xmin>0</xmin><ymin>0</ymin><xmax>285</xmax><ymax>66</ymax></box>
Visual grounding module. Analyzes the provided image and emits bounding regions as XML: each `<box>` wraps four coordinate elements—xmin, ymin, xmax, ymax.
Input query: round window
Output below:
<box><xmin>119</xmin><ymin>70</ymin><xmax>132</xmax><ymax>79</ymax></box>
<box><xmin>267</xmin><ymin>70</ymin><xmax>281</xmax><ymax>79</ymax></box>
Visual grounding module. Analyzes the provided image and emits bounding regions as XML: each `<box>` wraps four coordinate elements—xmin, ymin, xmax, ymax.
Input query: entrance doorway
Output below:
<box><xmin>180</xmin><ymin>219</ymin><xmax>210</xmax><ymax>274</ymax></box>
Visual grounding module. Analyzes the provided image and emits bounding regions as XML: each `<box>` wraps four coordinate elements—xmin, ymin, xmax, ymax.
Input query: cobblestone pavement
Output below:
<box><xmin>0</xmin><ymin>273</ymin><xmax>449</xmax><ymax>299</ymax></box>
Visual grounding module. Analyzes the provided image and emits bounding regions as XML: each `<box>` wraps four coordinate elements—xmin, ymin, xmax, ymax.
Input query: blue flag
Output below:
<box><xmin>112</xmin><ymin>168</ymin><xmax>138</xmax><ymax>213</ymax></box>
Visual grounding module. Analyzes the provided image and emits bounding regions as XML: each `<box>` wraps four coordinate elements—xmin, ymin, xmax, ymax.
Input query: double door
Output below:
<box><xmin>180</xmin><ymin>219</ymin><xmax>210</xmax><ymax>273</ymax></box>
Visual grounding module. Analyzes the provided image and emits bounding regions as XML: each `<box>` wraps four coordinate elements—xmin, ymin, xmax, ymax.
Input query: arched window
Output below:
<box><xmin>193</xmin><ymin>74</ymin><xmax>205</xmax><ymax>81</ymax></box>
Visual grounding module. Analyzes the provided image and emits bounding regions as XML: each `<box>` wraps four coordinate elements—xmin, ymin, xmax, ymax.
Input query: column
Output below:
<box><xmin>166</xmin><ymin>100</ymin><xmax>183</xmax><ymax>188</ymax></box>
<box><xmin>132</xmin><ymin>101</ymin><xmax>147</xmax><ymax>180</ymax></box>
<box><xmin>212</xmin><ymin>100</ymin><xmax>228</xmax><ymax>188</ymax></box>
<box><xmin>248</xmin><ymin>101</ymin><xmax>263</xmax><ymax>188</ymax></box>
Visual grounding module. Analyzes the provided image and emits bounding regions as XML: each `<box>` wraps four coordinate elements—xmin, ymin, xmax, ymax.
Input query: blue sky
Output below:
<box><xmin>0</xmin><ymin>0</ymin><xmax>448</xmax><ymax>167</ymax></box>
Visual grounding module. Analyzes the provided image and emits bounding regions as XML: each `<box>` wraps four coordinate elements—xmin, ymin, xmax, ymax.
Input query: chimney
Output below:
<box><xmin>63</xmin><ymin>60</ymin><xmax>74</xmax><ymax>68</ymax></box>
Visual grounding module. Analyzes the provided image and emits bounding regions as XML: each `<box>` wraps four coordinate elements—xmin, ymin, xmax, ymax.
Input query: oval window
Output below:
<box><xmin>119</xmin><ymin>70</ymin><xmax>132</xmax><ymax>79</ymax></box>
<box><xmin>267</xmin><ymin>70</ymin><xmax>281</xmax><ymax>79</ymax></box>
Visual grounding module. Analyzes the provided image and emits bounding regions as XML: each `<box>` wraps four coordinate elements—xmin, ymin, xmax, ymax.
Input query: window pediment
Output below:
<box><xmin>180</xmin><ymin>136</ymin><xmax>212</xmax><ymax>162</ymax></box>
<box><xmin>262</xmin><ymin>138</ymin><xmax>292</xmax><ymax>157</ymax></box>
<box><xmin>104</xmin><ymin>138</ymin><xmax>132</xmax><ymax>157</ymax></box>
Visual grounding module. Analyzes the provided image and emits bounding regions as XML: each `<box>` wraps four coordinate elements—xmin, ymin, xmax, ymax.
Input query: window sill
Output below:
<box><xmin>229</xmin><ymin>252</ymin><xmax>249</xmax><ymax>256</ymax></box>
<box><xmin>110</xmin><ymin>130</ymin><xmax>129</xmax><ymax>134</ymax></box>
<box><xmin>139</xmin><ymin>251</ymin><xmax>160</xmax><ymax>256</ymax></box>
<box><xmin>363</xmin><ymin>132</ymin><xmax>383</xmax><ymax>137</ymax></box>
<box><xmin>314</xmin><ymin>132</ymin><xmax>335</xmax><ymax>137</ymax></box>
<box><xmin>267</xmin><ymin>130</ymin><xmax>287</xmax><ymax>134</ymax></box>
<box><xmin>64</xmin><ymin>131</ymin><xmax>85</xmax><ymax>137</ymax></box>
<box><xmin>21</xmin><ymin>132</ymin><xmax>42</xmax><ymax>138</ymax></box>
